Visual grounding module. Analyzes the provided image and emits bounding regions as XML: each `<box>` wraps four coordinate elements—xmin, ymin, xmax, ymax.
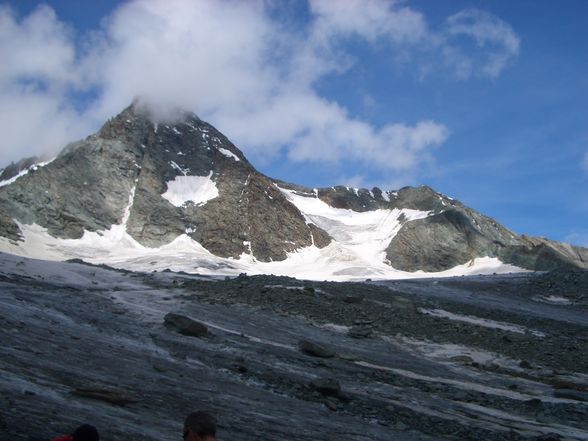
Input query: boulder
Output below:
<box><xmin>164</xmin><ymin>313</ymin><xmax>208</xmax><ymax>337</ymax></box>
<box><xmin>310</xmin><ymin>378</ymin><xmax>341</xmax><ymax>398</ymax></box>
<box><xmin>298</xmin><ymin>340</ymin><xmax>335</xmax><ymax>358</ymax></box>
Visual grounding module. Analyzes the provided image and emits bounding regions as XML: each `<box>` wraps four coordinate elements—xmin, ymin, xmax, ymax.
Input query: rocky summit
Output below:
<box><xmin>0</xmin><ymin>102</ymin><xmax>587</xmax><ymax>276</ymax></box>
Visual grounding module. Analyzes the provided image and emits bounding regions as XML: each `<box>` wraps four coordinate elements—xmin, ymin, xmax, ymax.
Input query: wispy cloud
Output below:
<box><xmin>0</xmin><ymin>0</ymin><xmax>519</xmax><ymax>177</ymax></box>
<box><xmin>445</xmin><ymin>9</ymin><xmax>520</xmax><ymax>78</ymax></box>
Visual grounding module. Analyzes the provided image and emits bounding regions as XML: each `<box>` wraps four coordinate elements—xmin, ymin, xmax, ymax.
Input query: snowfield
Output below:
<box><xmin>0</xmin><ymin>185</ymin><xmax>526</xmax><ymax>281</ymax></box>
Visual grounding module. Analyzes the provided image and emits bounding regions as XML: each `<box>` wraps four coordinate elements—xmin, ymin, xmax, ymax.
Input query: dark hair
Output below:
<box><xmin>184</xmin><ymin>411</ymin><xmax>217</xmax><ymax>438</ymax></box>
<box><xmin>72</xmin><ymin>424</ymin><xmax>99</xmax><ymax>441</ymax></box>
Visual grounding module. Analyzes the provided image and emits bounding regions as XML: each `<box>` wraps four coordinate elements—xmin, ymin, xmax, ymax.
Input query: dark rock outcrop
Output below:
<box><xmin>164</xmin><ymin>313</ymin><xmax>208</xmax><ymax>337</ymax></box>
<box><xmin>299</xmin><ymin>340</ymin><xmax>335</xmax><ymax>358</ymax></box>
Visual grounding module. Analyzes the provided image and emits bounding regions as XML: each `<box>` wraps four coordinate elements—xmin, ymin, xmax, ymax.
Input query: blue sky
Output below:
<box><xmin>1</xmin><ymin>0</ymin><xmax>587</xmax><ymax>246</ymax></box>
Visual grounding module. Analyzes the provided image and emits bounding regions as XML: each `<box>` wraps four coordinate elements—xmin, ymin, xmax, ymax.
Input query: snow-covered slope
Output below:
<box><xmin>0</xmin><ymin>184</ymin><xmax>525</xmax><ymax>281</ymax></box>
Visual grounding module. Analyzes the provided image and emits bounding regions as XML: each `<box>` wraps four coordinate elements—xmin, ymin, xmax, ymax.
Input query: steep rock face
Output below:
<box><xmin>0</xmin><ymin>104</ymin><xmax>331</xmax><ymax>261</ymax></box>
<box><xmin>0</xmin><ymin>137</ymin><xmax>140</xmax><ymax>239</ymax></box>
<box><xmin>498</xmin><ymin>236</ymin><xmax>588</xmax><ymax>271</ymax></box>
<box><xmin>386</xmin><ymin>209</ymin><xmax>517</xmax><ymax>272</ymax></box>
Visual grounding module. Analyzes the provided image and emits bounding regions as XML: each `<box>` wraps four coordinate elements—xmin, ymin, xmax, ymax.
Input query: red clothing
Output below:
<box><xmin>51</xmin><ymin>436</ymin><xmax>73</xmax><ymax>441</ymax></box>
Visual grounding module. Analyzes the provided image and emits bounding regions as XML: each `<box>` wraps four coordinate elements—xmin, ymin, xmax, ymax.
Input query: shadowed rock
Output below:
<box><xmin>310</xmin><ymin>377</ymin><xmax>341</xmax><ymax>398</ymax></box>
<box><xmin>347</xmin><ymin>326</ymin><xmax>373</xmax><ymax>339</ymax></box>
<box><xmin>164</xmin><ymin>312</ymin><xmax>208</xmax><ymax>337</ymax></box>
<box><xmin>299</xmin><ymin>339</ymin><xmax>335</xmax><ymax>358</ymax></box>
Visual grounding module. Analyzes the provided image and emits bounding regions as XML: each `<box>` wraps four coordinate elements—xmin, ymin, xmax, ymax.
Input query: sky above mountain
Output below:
<box><xmin>0</xmin><ymin>0</ymin><xmax>587</xmax><ymax>246</ymax></box>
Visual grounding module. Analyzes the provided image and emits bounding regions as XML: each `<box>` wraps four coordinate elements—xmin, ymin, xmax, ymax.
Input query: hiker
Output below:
<box><xmin>51</xmin><ymin>424</ymin><xmax>99</xmax><ymax>441</ymax></box>
<box><xmin>183</xmin><ymin>411</ymin><xmax>217</xmax><ymax>441</ymax></box>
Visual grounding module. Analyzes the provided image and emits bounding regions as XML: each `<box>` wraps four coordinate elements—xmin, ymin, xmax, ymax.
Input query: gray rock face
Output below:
<box><xmin>0</xmin><ymin>103</ymin><xmax>331</xmax><ymax>261</ymax></box>
<box><xmin>0</xmin><ymin>137</ymin><xmax>140</xmax><ymax>239</ymax></box>
<box><xmin>311</xmin><ymin>184</ymin><xmax>588</xmax><ymax>272</ymax></box>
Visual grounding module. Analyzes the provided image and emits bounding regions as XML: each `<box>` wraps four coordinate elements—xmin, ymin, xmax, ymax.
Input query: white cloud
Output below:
<box><xmin>0</xmin><ymin>4</ymin><xmax>76</xmax><ymax>86</ymax></box>
<box><xmin>0</xmin><ymin>89</ymin><xmax>92</xmax><ymax>163</ymax></box>
<box><xmin>309</xmin><ymin>0</ymin><xmax>427</xmax><ymax>45</ymax></box>
<box><xmin>82</xmin><ymin>0</ymin><xmax>278</xmax><ymax>121</ymax></box>
<box><xmin>0</xmin><ymin>5</ymin><xmax>92</xmax><ymax>163</ymax></box>
<box><xmin>445</xmin><ymin>9</ymin><xmax>520</xmax><ymax>78</ymax></box>
<box><xmin>0</xmin><ymin>0</ymin><xmax>517</xmax><ymax>178</ymax></box>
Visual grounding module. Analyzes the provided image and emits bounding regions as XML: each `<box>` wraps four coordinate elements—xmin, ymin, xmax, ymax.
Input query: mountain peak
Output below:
<box><xmin>0</xmin><ymin>103</ymin><xmax>587</xmax><ymax>279</ymax></box>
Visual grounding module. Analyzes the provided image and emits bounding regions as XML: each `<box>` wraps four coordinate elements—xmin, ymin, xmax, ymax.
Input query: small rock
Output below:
<box><xmin>324</xmin><ymin>398</ymin><xmax>338</xmax><ymax>411</ymax></box>
<box><xmin>452</xmin><ymin>391</ymin><xmax>469</xmax><ymax>401</ymax></box>
<box><xmin>299</xmin><ymin>340</ymin><xmax>335</xmax><ymax>358</ymax></box>
<box><xmin>347</xmin><ymin>326</ymin><xmax>373</xmax><ymax>339</ymax></box>
<box><xmin>525</xmin><ymin>398</ymin><xmax>542</xmax><ymax>407</ymax></box>
<box><xmin>310</xmin><ymin>378</ymin><xmax>341</xmax><ymax>398</ymax></box>
<box><xmin>163</xmin><ymin>313</ymin><xmax>208</xmax><ymax>337</ymax></box>
<box><xmin>519</xmin><ymin>360</ymin><xmax>532</xmax><ymax>369</ymax></box>
<box><xmin>235</xmin><ymin>364</ymin><xmax>248</xmax><ymax>373</ymax></box>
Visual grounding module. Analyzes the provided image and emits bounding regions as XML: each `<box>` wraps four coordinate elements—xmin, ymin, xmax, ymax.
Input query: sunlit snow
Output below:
<box><xmin>161</xmin><ymin>171</ymin><xmax>219</xmax><ymax>207</ymax></box>
<box><xmin>218</xmin><ymin>148</ymin><xmax>240</xmax><ymax>161</ymax></box>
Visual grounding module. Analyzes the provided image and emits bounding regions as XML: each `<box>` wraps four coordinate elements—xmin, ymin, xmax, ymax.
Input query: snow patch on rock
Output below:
<box><xmin>161</xmin><ymin>172</ymin><xmax>219</xmax><ymax>207</ymax></box>
<box><xmin>218</xmin><ymin>148</ymin><xmax>240</xmax><ymax>161</ymax></box>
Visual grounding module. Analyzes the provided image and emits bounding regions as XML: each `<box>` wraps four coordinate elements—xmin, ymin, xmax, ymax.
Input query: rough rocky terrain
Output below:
<box><xmin>1</xmin><ymin>252</ymin><xmax>587</xmax><ymax>441</ymax></box>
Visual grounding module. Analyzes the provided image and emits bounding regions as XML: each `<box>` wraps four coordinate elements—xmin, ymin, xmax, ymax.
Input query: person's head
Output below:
<box><xmin>72</xmin><ymin>424</ymin><xmax>99</xmax><ymax>441</ymax></box>
<box><xmin>183</xmin><ymin>411</ymin><xmax>217</xmax><ymax>441</ymax></box>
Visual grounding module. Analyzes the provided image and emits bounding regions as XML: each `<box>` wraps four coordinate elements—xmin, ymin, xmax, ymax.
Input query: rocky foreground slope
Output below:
<box><xmin>1</xmin><ymin>252</ymin><xmax>587</xmax><ymax>440</ymax></box>
<box><xmin>0</xmin><ymin>102</ymin><xmax>587</xmax><ymax>276</ymax></box>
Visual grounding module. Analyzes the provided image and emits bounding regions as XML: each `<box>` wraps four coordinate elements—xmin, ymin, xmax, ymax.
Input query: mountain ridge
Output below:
<box><xmin>0</xmin><ymin>103</ymin><xmax>586</xmax><ymax>279</ymax></box>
